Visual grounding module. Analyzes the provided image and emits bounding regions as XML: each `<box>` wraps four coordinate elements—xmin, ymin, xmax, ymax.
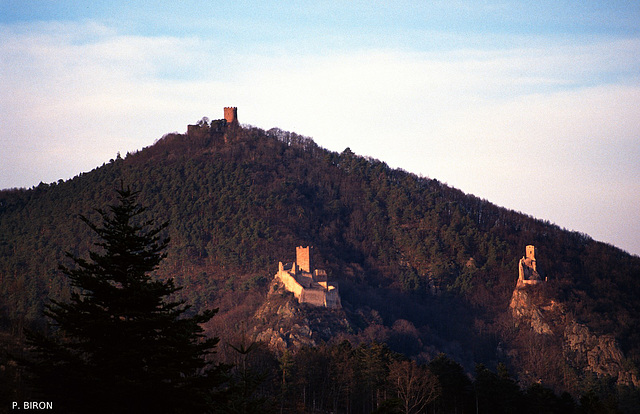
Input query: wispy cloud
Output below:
<box><xmin>1</xmin><ymin>20</ymin><xmax>639</xmax><ymax>254</ymax></box>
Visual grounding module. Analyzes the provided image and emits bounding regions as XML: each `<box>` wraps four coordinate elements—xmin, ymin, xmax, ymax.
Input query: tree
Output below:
<box><xmin>225</xmin><ymin>341</ymin><xmax>276</xmax><ymax>414</ymax></box>
<box><xmin>474</xmin><ymin>363</ymin><xmax>523</xmax><ymax>414</ymax></box>
<box><xmin>388</xmin><ymin>360</ymin><xmax>440</xmax><ymax>414</ymax></box>
<box><xmin>25</xmin><ymin>186</ymin><xmax>228</xmax><ymax>413</ymax></box>
<box><xmin>357</xmin><ymin>342</ymin><xmax>393</xmax><ymax>412</ymax></box>
<box><xmin>279</xmin><ymin>349</ymin><xmax>295</xmax><ymax>413</ymax></box>
<box><xmin>428</xmin><ymin>353</ymin><xmax>474</xmax><ymax>413</ymax></box>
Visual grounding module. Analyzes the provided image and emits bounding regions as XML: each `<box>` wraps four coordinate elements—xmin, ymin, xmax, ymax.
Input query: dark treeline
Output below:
<box><xmin>218</xmin><ymin>338</ymin><xmax>630</xmax><ymax>414</ymax></box>
<box><xmin>1</xmin><ymin>120</ymin><xmax>640</xmax><ymax>403</ymax></box>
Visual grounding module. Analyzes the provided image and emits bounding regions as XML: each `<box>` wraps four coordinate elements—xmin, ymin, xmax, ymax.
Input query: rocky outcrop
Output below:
<box><xmin>508</xmin><ymin>245</ymin><xmax>639</xmax><ymax>388</ymax></box>
<box><xmin>253</xmin><ymin>299</ymin><xmax>316</xmax><ymax>352</ymax></box>
<box><xmin>509</xmin><ymin>281</ymin><xmax>639</xmax><ymax>388</ymax></box>
<box><xmin>251</xmin><ymin>279</ymin><xmax>351</xmax><ymax>353</ymax></box>
<box><xmin>564</xmin><ymin>321</ymin><xmax>639</xmax><ymax>387</ymax></box>
<box><xmin>509</xmin><ymin>284</ymin><xmax>556</xmax><ymax>335</ymax></box>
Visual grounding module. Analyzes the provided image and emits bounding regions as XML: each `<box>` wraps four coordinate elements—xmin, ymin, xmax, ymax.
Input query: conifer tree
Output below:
<box><xmin>26</xmin><ymin>186</ymin><xmax>227</xmax><ymax>413</ymax></box>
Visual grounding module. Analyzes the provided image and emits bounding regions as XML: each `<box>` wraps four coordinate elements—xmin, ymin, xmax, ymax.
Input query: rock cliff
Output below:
<box><xmin>563</xmin><ymin>321</ymin><xmax>639</xmax><ymax>387</ymax></box>
<box><xmin>251</xmin><ymin>279</ymin><xmax>351</xmax><ymax>353</ymax></box>
<box><xmin>509</xmin><ymin>284</ymin><xmax>557</xmax><ymax>335</ymax></box>
<box><xmin>509</xmin><ymin>280</ymin><xmax>639</xmax><ymax>388</ymax></box>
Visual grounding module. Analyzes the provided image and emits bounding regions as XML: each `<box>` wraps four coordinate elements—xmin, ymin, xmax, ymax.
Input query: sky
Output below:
<box><xmin>1</xmin><ymin>1</ymin><xmax>639</xmax><ymax>256</ymax></box>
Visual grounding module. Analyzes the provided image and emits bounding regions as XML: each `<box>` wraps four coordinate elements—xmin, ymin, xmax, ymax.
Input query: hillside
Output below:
<box><xmin>1</xmin><ymin>118</ymin><xmax>639</xmax><ymax>399</ymax></box>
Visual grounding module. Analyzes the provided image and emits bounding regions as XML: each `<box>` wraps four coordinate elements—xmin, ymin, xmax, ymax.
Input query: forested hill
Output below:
<box><xmin>1</xmin><ymin>120</ymin><xmax>639</xmax><ymax>393</ymax></box>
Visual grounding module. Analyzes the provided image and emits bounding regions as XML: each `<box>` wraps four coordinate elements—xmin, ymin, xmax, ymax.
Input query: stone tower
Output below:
<box><xmin>526</xmin><ymin>245</ymin><xmax>537</xmax><ymax>272</ymax></box>
<box><xmin>224</xmin><ymin>107</ymin><xmax>238</xmax><ymax>125</ymax></box>
<box><xmin>296</xmin><ymin>246</ymin><xmax>313</xmax><ymax>274</ymax></box>
<box><xmin>518</xmin><ymin>244</ymin><xmax>541</xmax><ymax>285</ymax></box>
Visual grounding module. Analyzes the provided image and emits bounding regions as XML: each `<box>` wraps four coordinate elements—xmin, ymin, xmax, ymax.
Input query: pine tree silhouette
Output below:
<box><xmin>25</xmin><ymin>185</ymin><xmax>228</xmax><ymax>413</ymax></box>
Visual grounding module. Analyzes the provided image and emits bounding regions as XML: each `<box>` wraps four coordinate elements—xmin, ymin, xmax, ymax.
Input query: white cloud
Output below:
<box><xmin>231</xmin><ymin>41</ymin><xmax>640</xmax><ymax>254</ymax></box>
<box><xmin>1</xmin><ymin>20</ymin><xmax>639</xmax><ymax>254</ymax></box>
<box><xmin>0</xmin><ymin>22</ymin><xmax>218</xmax><ymax>187</ymax></box>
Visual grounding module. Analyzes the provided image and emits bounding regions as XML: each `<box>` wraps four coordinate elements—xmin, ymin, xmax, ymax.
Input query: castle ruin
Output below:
<box><xmin>517</xmin><ymin>245</ymin><xmax>543</xmax><ymax>286</ymax></box>
<box><xmin>224</xmin><ymin>107</ymin><xmax>238</xmax><ymax>125</ymax></box>
<box><xmin>274</xmin><ymin>246</ymin><xmax>341</xmax><ymax>309</ymax></box>
<box><xmin>187</xmin><ymin>107</ymin><xmax>238</xmax><ymax>136</ymax></box>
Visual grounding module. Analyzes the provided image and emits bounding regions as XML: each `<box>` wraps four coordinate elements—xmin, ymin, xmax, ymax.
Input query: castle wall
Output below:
<box><xmin>300</xmin><ymin>289</ymin><xmax>327</xmax><ymax>307</ymax></box>
<box><xmin>517</xmin><ymin>245</ymin><xmax>542</xmax><ymax>287</ymax></box>
<box><xmin>187</xmin><ymin>124</ymin><xmax>199</xmax><ymax>135</ymax></box>
<box><xmin>275</xmin><ymin>269</ymin><xmax>341</xmax><ymax>308</ymax></box>
<box><xmin>297</xmin><ymin>273</ymin><xmax>313</xmax><ymax>288</ymax></box>
<box><xmin>314</xmin><ymin>269</ymin><xmax>327</xmax><ymax>283</ymax></box>
<box><xmin>275</xmin><ymin>246</ymin><xmax>341</xmax><ymax>309</ymax></box>
<box><xmin>325</xmin><ymin>287</ymin><xmax>341</xmax><ymax>309</ymax></box>
<box><xmin>276</xmin><ymin>270</ymin><xmax>305</xmax><ymax>301</ymax></box>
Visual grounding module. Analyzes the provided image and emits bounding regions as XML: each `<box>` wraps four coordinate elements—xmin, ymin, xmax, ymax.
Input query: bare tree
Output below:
<box><xmin>389</xmin><ymin>360</ymin><xmax>441</xmax><ymax>414</ymax></box>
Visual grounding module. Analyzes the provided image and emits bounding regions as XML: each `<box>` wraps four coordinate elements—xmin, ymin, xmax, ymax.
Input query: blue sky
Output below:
<box><xmin>1</xmin><ymin>1</ymin><xmax>639</xmax><ymax>255</ymax></box>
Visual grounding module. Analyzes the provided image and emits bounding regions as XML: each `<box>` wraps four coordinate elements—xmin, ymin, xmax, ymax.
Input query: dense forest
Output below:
<box><xmin>1</xmin><ymin>120</ymin><xmax>639</xmax><ymax>411</ymax></box>
<box><xmin>212</xmin><ymin>338</ymin><xmax>631</xmax><ymax>414</ymax></box>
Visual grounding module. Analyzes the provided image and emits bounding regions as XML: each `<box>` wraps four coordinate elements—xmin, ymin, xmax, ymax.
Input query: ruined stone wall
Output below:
<box><xmin>275</xmin><ymin>247</ymin><xmax>341</xmax><ymax>309</ymax></box>
<box><xmin>187</xmin><ymin>124</ymin><xmax>199</xmax><ymax>135</ymax></box>
<box><xmin>300</xmin><ymin>288</ymin><xmax>327</xmax><ymax>307</ymax></box>
<box><xmin>276</xmin><ymin>270</ymin><xmax>304</xmax><ymax>301</ymax></box>
<box><xmin>325</xmin><ymin>287</ymin><xmax>341</xmax><ymax>309</ymax></box>
<box><xmin>275</xmin><ymin>269</ymin><xmax>342</xmax><ymax>308</ymax></box>
<box><xmin>314</xmin><ymin>269</ymin><xmax>327</xmax><ymax>283</ymax></box>
<box><xmin>518</xmin><ymin>245</ymin><xmax>541</xmax><ymax>285</ymax></box>
<box><xmin>297</xmin><ymin>273</ymin><xmax>313</xmax><ymax>288</ymax></box>
<box><xmin>518</xmin><ymin>259</ymin><xmax>541</xmax><ymax>285</ymax></box>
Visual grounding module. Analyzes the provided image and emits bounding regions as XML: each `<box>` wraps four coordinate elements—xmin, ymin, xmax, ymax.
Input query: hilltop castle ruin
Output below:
<box><xmin>187</xmin><ymin>107</ymin><xmax>238</xmax><ymax>136</ymax></box>
<box><xmin>274</xmin><ymin>246</ymin><xmax>341</xmax><ymax>309</ymax></box>
<box><xmin>223</xmin><ymin>107</ymin><xmax>238</xmax><ymax>125</ymax></box>
<box><xmin>517</xmin><ymin>245</ymin><xmax>544</xmax><ymax>286</ymax></box>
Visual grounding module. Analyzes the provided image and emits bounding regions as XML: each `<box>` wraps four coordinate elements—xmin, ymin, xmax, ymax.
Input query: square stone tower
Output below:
<box><xmin>224</xmin><ymin>107</ymin><xmax>238</xmax><ymax>125</ymax></box>
<box><xmin>296</xmin><ymin>246</ymin><xmax>313</xmax><ymax>274</ymax></box>
<box><xmin>526</xmin><ymin>245</ymin><xmax>537</xmax><ymax>271</ymax></box>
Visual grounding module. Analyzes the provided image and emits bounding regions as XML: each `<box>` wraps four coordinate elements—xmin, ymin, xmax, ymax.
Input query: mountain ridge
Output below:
<box><xmin>1</xmin><ymin>118</ymin><xmax>639</xmax><ymax>398</ymax></box>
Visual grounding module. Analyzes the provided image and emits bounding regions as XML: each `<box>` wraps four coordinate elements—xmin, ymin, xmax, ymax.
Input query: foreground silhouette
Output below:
<box><xmin>25</xmin><ymin>185</ymin><xmax>227</xmax><ymax>413</ymax></box>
